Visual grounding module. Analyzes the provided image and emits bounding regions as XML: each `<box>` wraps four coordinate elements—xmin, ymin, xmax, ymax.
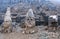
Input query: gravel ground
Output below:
<box><xmin>0</xmin><ymin>26</ymin><xmax>60</xmax><ymax>39</ymax></box>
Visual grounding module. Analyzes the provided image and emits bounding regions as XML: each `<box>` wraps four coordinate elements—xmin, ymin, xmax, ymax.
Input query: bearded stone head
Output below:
<box><xmin>48</xmin><ymin>15</ymin><xmax>58</xmax><ymax>26</ymax></box>
<box><xmin>25</xmin><ymin>9</ymin><xmax>35</xmax><ymax>28</ymax></box>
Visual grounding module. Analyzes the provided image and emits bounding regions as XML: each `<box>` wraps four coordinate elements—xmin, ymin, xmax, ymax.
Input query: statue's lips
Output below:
<box><xmin>27</xmin><ymin>24</ymin><xmax>32</xmax><ymax>27</ymax></box>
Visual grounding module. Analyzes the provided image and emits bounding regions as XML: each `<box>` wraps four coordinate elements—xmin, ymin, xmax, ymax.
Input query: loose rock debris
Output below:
<box><xmin>0</xmin><ymin>26</ymin><xmax>59</xmax><ymax>39</ymax></box>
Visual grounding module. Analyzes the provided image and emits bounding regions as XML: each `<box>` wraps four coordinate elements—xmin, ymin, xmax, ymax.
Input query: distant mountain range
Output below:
<box><xmin>0</xmin><ymin>0</ymin><xmax>57</xmax><ymax>13</ymax></box>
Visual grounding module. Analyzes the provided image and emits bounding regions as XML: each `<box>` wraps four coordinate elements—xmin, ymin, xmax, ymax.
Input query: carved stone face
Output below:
<box><xmin>25</xmin><ymin>17</ymin><xmax>35</xmax><ymax>28</ymax></box>
<box><xmin>48</xmin><ymin>15</ymin><xmax>58</xmax><ymax>26</ymax></box>
<box><xmin>25</xmin><ymin>9</ymin><xmax>35</xmax><ymax>28</ymax></box>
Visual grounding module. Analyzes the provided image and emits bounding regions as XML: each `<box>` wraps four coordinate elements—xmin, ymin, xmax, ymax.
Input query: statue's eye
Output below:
<box><xmin>27</xmin><ymin>19</ymin><xmax>29</xmax><ymax>20</ymax></box>
<box><xmin>31</xmin><ymin>19</ymin><xmax>32</xmax><ymax>20</ymax></box>
<box><xmin>6</xmin><ymin>21</ymin><xmax>8</xmax><ymax>22</ymax></box>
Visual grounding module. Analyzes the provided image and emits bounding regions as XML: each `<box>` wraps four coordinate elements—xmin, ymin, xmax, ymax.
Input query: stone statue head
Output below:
<box><xmin>25</xmin><ymin>9</ymin><xmax>35</xmax><ymax>28</ymax></box>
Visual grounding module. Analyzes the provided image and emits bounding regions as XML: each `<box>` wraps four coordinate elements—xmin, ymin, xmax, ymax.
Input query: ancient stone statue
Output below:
<box><xmin>47</xmin><ymin>15</ymin><xmax>58</xmax><ymax>31</ymax></box>
<box><xmin>21</xmin><ymin>9</ymin><xmax>38</xmax><ymax>34</ymax></box>
<box><xmin>0</xmin><ymin>7</ymin><xmax>12</xmax><ymax>33</ymax></box>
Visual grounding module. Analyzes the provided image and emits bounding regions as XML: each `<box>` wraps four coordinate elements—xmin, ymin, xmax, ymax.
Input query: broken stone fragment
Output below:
<box><xmin>48</xmin><ymin>32</ymin><xmax>59</xmax><ymax>39</ymax></box>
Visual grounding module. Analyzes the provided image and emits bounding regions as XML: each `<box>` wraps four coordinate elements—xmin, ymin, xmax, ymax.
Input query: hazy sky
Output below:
<box><xmin>49</xmin><ymin>0</ymin><xmax>60</xmax><ymax>5</ymax></box>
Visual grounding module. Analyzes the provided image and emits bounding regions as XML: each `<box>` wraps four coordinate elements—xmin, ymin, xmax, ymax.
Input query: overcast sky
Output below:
<box><xmin>49</xmin><ymin>0</ymin><xmax>60</xmax><ymax>5</ymax></box>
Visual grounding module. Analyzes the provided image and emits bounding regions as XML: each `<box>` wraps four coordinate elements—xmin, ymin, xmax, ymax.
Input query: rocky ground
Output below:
<box><xmin>0</xmin><ymin>26</ymin><xmax>60</xmax><ymax>39</ymax></box>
